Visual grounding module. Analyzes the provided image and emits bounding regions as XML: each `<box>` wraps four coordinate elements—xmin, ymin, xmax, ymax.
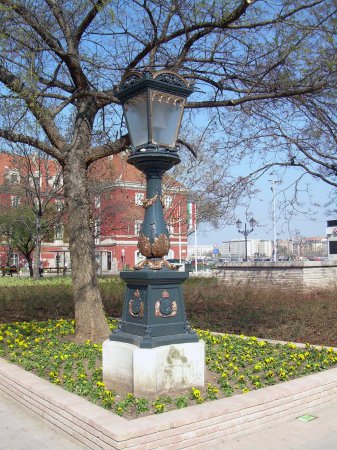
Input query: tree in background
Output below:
<box><xmin>0</xmin><ymin>0</ymin><xmax>335</xmax><ymax>340</ymax></box>
<box><xmin>14</xmin><ymin>148</ymin><xmax>64</xmax><ymax>278</ymax></box>
<box><xmin>0</xmin><ymin>204</ymin><xmax>35</xmax><ymax>275</ymax></box>
<box><xmin>0</xmin><ymin>149</ymin><xmax>64</xmax><ymax>277</ymax></box>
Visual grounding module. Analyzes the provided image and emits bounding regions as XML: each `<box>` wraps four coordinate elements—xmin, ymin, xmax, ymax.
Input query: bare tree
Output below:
<box><xmin>0</xmin><ymin>0</ymin><xmax>335</xmax><ymax>340</ymax></box>
<box><xmin>13</xmin><ymin>148</ymin><xmax>63</xmax><ymax>278</ymax></box>
<box><xmin>0</xmin><ymin>149</ymin><xmax>63</xmax><ymax>276</ymax></box>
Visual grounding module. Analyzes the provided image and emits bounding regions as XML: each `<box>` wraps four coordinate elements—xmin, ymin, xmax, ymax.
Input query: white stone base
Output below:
<box><xmin>102</xmin><ymin>340</ymin><xmax>205</xmax><ymax>396</ymax></box>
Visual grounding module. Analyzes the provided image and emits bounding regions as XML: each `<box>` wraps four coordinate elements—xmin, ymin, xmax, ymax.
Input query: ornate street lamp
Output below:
<box><xmin>236</xmin><ymin>217</ymin><xmax>257</xmax><ymax>261</ymax></box>
<box><xmin>109</xmin><ymin>70</ymin><xmax>198</xmax><ymax>349</ymax></box>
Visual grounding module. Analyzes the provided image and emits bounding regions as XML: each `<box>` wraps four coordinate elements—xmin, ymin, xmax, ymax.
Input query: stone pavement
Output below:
<box><xmin>0</xmin><ymin>391</ymin><xmax>85</xmax><ymax>450</ymax></box>
<box><xmin>1</xmin><ymin>387</ymin><xmax>337</xmax><ymax>449</ymax></box>
<box><xmin>218</xmin><ymin>398</ymin><xmax>337</xmax><ymax>449</ymax></box>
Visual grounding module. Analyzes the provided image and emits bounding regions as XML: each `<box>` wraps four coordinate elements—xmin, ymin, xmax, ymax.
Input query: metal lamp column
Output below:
<box><xmin>236</xmin><ymin>217</ymin><xmax>256</xmax><ymax>261</ymax></box>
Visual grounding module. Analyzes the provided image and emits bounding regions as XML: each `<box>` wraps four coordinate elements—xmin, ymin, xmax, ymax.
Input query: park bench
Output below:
<box><xmin>1</xmin><ymin>266</ymin><xmax>20</xmax><ymax>276</ymax></box>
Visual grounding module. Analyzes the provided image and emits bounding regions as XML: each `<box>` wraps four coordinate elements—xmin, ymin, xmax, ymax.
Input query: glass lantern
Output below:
<box><xmin>115</xmin><ymin>70</ymin><xmax>192</xmax><ymax>149</ymax></box>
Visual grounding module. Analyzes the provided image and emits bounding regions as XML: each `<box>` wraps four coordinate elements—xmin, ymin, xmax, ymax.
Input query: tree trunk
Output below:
<box><xmin>6</xmin><ymin>242</ymin><xmax>13</xmax><ymax>266</ymax></box>
<box><xmin>63</xmin><ymin>157</ymin><xmax>110</xmax><ymax>342</ymax></box>
<box><xmin>33</xmin><ymin>218</ymin><xmax>42</xmax><ymax>280</ymax></box>
<box><xmin>28</xmin><ymin>257</ymin><xmax>33</xmax><ymax>278</ymax></box>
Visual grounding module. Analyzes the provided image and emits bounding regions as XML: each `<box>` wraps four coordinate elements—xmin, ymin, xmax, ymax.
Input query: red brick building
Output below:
<box><xmin>0</xmin><ymin>152</ymin><xmax>189</xmax><ymax>272</ymax></box>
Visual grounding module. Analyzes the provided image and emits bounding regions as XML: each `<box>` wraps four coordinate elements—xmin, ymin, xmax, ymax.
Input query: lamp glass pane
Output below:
<box><xmin>250</xmin><ymin>218</ymin><xmax>256</xmax><ymax>228</ymax></box>
<box><xmin>124</xmin><ymin>92</ymin><xmax>149</xmax><ymax>148</ymax></box>
<box><xmin>150</xmin><ymin>90</ymin><xmax>184</xmax><ymax>147</ymax></box>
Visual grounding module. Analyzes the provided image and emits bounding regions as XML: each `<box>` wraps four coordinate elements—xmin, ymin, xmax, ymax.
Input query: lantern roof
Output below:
<box><xmin>115</xmin><ymin>69</ymin><xmax>193</xmax><ymax>102</ymax></box>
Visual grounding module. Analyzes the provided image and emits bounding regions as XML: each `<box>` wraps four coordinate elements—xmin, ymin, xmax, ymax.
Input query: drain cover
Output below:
<box><xmin>297</xmin><ymin>414</ymin><xmax>317</xmax><ymax>422</ymax></box>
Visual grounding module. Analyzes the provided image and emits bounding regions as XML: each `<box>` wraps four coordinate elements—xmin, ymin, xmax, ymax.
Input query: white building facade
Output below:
<box><xmin>220</xmin><ymin>239</ymin><xmax>273</xmax><ymax>260</ymax></box>
<box><xmin>187</xmin><ymin>244</ymin><xmax>213</xmax><ymax>259</ymax></box>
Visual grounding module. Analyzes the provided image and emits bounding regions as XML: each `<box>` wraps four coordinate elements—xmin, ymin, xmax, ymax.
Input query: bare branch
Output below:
<box><xmin>74</xmin><ymin>0</ymin><xmax>108</xmax><ymax>44</ymax></box>
<box><xmin>0</xmin><ymin>129</ymin><xmax>63</xmax><ymax>162</ymax></box>
<box><xmin>0</xmin><ymin>65</ymin><xmax>66</xmax><ymax>149</ymax></box>
<box><xmin>1</xmin><ymin>0</ymin><xmax>65</xmax><ymax>56</ymax></box>
<box><xmin>126</xmin><ymin>0</ymin><xmax>253</xmax><ymax>71</ymax></box>
<box><xmin>186</xmin><ymin>85</ymin><xmax>326</xmax><ymax>108</ymax></box>
<box><xmin>87</xmin><ymin>135</ymin><xmax>130</xmax><ymax>164</ymax></box>
<box><xmin>177</xmin><ymin>138</ymin><xmax>197</xmax><ymax>158</ymax></box>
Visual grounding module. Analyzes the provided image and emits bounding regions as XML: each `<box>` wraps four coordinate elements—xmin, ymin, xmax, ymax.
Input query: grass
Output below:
<box><xmin>1</xmin><ymin>318</ymin><xmax>337</xmax><ymax>418</ymax></box>
<box><xmin>183</xmin><ymin>278</ymin><xmax>337</xmax><ymax>347</ymax></box>
<box><xmin>0</xmin><ymin>276</ymin><xmax>124</xmax><ymax>322</ymax></box>
<box><xmin>1</xmin><ymin>275</ymin><xmax>337</xmax><ymax>346</ymax></box>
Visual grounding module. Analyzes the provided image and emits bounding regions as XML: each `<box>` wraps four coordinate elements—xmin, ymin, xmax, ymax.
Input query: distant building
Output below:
<box><xmin>220</xmin><ymin>239</ymin><xmax>273</xmax><ymax>260</ymax></box>
<box><xmin>287</xmin><ymin>236</ymin><xmax>328</xmax><ymax>259</ymax></box>
<box><xmin>187</xmin><ymin>244</ymin><xmax>213</xmax><ymax>259</ymax></box>
<box><xmin>327</xmin><ymin>220</ymin><xmax>337</xmax><ymax>260</ymax></box>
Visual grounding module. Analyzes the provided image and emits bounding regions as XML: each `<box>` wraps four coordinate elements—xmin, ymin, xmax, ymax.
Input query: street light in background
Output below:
<box><xmin>268</xmin><ymin>173</ymin><xmax>281</xmax><ymax>262</ymax></box>
<box><xmin>236</xmin><ymin>217</ymin><xmax>257</xmax><ymax>261</ymax></box>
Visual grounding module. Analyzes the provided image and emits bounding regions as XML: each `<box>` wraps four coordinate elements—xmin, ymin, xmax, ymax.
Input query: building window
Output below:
<box><xmin>94</xmin><ymin>219</ymin><xmax>101</xmax><ymax>238</ymax></box>
<box><xmin>135</xmin><ymin>220</ymin><xmax>142</xmax><ymax>235</ymax></box>
<box><xmin>55</xmin><ymin>173</ymin><xmax>63</xmax><ymax>188</ymax></box>
<box><xmin>10</xmin><ymin>171</ymin><xmax>20</xmax><ymax>184</ymax></box>
<box><xmin>11</xmin><ymin>254</ymin><xmax>19</xmax><ymax>267</ymax></box>
<box><xmin>329</xmin><ymin>241</ymin><xmax>337</xmax><ymax>254</ymax></box>
<box><xmin>327</xmin><ymin>220</ymin><xmax>337</xmax><ymax>227</ymax></box>
<box><xmin>30</xmin><ymin>171</ymin><xmax>42</xmax><ymax>188</ymax></box>
<box><xmin>135</xmin><ymin>192</ymin><xmax>145</xmax><ymax>206</ymax></box>
<box><xmin>55</xmin><ymin>200</ymin><xmax>63</xmax><ymax>213</ymax></box>
<box><xmin>135</xmin><ymin>250</ymin><xmax>143</xmax><ymax>264</ymax></box>
<box><xmin>94</xmin><ymin>195</ymin><xmax>101</xmax><ymax>209</ymax></box>
<box><xmin>167</xmin><ymin>220</ymin><xmax>174</xmax><ymax>236</ymax></box>
<box><xmin>163</xmin><ymin>195</ymin><xmax>173</xmax><ymax>209</ymax></box>
<box><xmin>11</xmin><ymin>196</ymin><xmax>20</xmax><ymax>208</ymax></box>
<box><xmin>5</xmin><ymin>169</ymin><xmax>20</xmax><ymax>185</ymax></box>
<box><xmin>48</xmin><ymin>175</ymin><xmax>55</xmax><ymax>187</ymax></box>
<box><xmin>54</xmin><ymin>223</ymin><xmax>63</xmax><ymax>241</ymax></box>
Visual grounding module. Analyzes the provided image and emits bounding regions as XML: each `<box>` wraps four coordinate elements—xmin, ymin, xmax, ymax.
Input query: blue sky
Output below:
<box><xmin>192</xmin><ymin>169</ymin><xmax>332</xmax><ymax>246</ymax></box>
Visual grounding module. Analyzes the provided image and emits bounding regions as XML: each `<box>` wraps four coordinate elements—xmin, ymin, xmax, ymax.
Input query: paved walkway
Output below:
<box><xmin>0</xmin><ymin>391</ymin><xmax>85</xmax><ymax>450</ymax></box>
<box><xmin>1</xmin><ymin>389</ymin><xmax>337</xmax><ymax>449</ymax></box>
<box><xmin>220</xmin><ymin>398</ymin><xmax>337</xmax><ymax>450</ymax></box>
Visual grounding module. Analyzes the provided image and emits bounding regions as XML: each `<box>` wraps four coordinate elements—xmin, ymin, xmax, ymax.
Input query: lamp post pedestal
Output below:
<box><xmin>103</xmin><ymin>340</ymin><xmax>205</xmax><ymax>397</ymax></box>
<box><xmin>111</xmin><ymin>269</ymin><xmax>198</xmax><ymax>348</ymax></box>
<box><xmin>103</xmin><ymin>268</ymin><xmax>204</xmax><ymax>396</ymax></box>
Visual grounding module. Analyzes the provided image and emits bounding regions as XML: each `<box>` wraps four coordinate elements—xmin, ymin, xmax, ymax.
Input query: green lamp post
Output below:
<box><xmin>110</xmin><ymin>70</ymin><xmax>198</xmax><ymax>349</ymax></box>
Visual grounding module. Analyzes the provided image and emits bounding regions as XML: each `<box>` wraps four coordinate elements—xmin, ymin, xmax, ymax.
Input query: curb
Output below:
<box><xmin>1</xmin><ymin>357</ymin><xmax>337</xmax><ymax>449</ymax></box>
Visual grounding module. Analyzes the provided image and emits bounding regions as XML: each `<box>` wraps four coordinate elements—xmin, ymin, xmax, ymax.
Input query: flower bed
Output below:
<box><xmin>1</xmin><ymin>318</ymin><xmax>337</xmax><ymax>418</ymax></box>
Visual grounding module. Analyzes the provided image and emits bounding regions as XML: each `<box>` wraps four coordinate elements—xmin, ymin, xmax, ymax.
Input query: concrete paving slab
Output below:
<box><xmin>0</xmin><ymin>391</ymin><xmax>85</xmax><ymax>450</ymax></box>
<box><xmin>218</xmin><ymin>398</ymin><xmax>337</xmax><ymax>450</ymax></box>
